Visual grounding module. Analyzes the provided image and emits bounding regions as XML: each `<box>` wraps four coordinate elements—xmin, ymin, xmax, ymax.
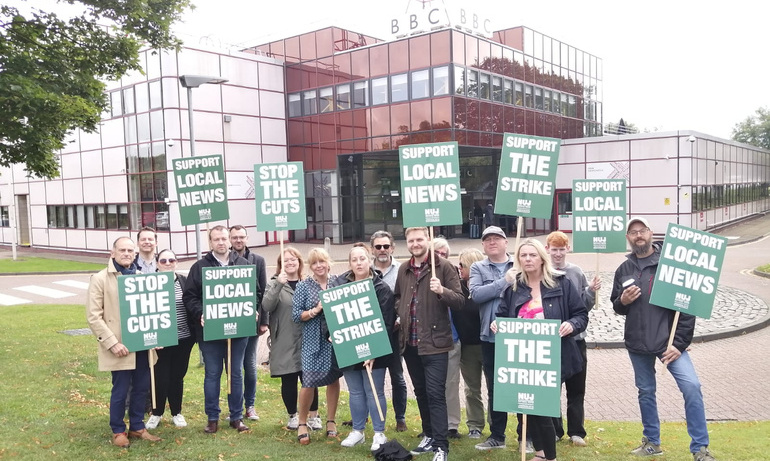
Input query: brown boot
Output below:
<box><xmin>128</xmin><ymin>429</ymin><xmax>161</xmax><ymax>442</ymax></box>
<box><xmin>204</xmin><ymin>421</ymin><xmax>218</xmax><ymax>433</ymax></box>
<box><xmin>111</xmin><ymin>432</ymin><xmax>130</xmax><ymax>448</ymax></box>
<box><xmin>229</xmin><ymin>419</ymin><xmax>250</xmax><ymax>432</ymax></box>
<box><xmin>396</xmin><ymin>421</ymin><xmax>408</xmax><ymax>432</ymax></box>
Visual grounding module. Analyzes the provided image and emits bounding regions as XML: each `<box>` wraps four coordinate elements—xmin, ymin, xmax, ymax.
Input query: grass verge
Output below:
<box><xmin>0</xmin><ymin>304</ymin><xmax>767</xmax><ymax>460</ymax></box>
<box><xmin>0</xmin><ymin>257</ymin><xmax>104</xmax><ymax>273</ymax></box>
<box><xmin>757</xmin><ymin>264</ymin><xmax>770</xmax><ymax>273</ymax></box>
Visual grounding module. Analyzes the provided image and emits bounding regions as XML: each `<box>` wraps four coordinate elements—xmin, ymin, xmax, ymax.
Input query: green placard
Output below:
<box><xmin>399</xmin><ymin>141</ymin><xmax>463</xmax><ymax>227</ymax></box>
<box><xmin>650</xmin><ymin>224</ymin><xmax>727</xmax><ymax>319</ymax></box>
<box><xmin>572</xmin><ymin>179</ymin><xmax>627</xmax><ymax>253</ymax></box>
<box><xmin>496</xmin><ymin>134</ymin><xmax>560</xmax><ymax>218</ymax></box>
<box><xmin>118</xmin><ymin>273</ymin><xmax>177</xmax><ymax>351</ymax></box>
<box><xmin>202</xmin><ymin>266</ymin><xmax>258</xmax><ymax>341</ymax></box>
<box><xmin>254</xmin><ymin>162</ymin><xmax>307</xmax><ymax>231</ymax></box>
<box><xmin>172</xmin><ymin>154</ymin><xmax>229</xmax><ymax>225</ymax></box>
<box><xmin>321</xmin><ymin>279</ymin><xmax>392</xmax><ymax>369</ymax></box>
<box><xmin>493</xmin><ymin>318</ymin><xmax>561</xmax><ymax>417</ymax></box>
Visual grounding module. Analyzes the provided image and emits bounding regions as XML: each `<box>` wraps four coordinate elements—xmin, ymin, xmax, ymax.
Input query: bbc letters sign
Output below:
<box><xmin>172</xmin><ymin>154</ymin><xmax>229</xmax><ymax>226</ymax></box>
<box><xmin>118</xmin><ymin>273</ymin><xmax>177</xmax><ymax>351</ymax></box>
<box><xmin>496</xmin><ymin>134</ymin><xmax>560</xmax><ymax>219</ymax></box>
<box><xmin>399</xmin><ymin>142</ymin><xmax>463</xmax><ymax>227</ymax></box>
<box><xmin>650</xmin><ymin>224</ymin><xmax>727</xmax><ymax>319</ymax></box>
<box><xmin>390</xmin><ymin>1</ymin><xmax>492</xmax><ymax>38</ymax></box>
<box><xmin>254</xmin><ymin>162</ymin><xmax>307</xmax><ymax>231</ymax></box>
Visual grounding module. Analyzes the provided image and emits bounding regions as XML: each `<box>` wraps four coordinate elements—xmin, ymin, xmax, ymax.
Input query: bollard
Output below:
<box><xmin>324</xmin><ymin>237</ymin><xmax>331</xmax><ymax>253</ymax></box>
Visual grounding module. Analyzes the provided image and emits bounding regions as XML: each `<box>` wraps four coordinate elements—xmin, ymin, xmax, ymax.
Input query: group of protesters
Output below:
<box><xmin>86</xmin><ymin>219</ymin><xmax>717</xmax><ymax>461</ymax></box>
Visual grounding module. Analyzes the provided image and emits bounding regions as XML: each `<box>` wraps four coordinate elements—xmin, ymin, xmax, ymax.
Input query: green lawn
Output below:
<box><xmin>758</xmin><ymin>263</ymin><xmax>770</xmax><ymax>273</ymax></box>
<box><xmin>0</xmin><ymin>305</ymin><xmax>766</xmax><ymax>460</ymax></box>
<box><xmin>0</xmin><ymin>256</ymin><xmax>104</xmax><ymax>273</ymax></box>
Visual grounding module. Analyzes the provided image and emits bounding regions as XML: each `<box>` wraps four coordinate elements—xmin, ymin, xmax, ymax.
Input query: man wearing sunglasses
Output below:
<box><xmin>369</xmin><ymin>230</ymin><xmax>408</xmax><ymax>432</ymax></box>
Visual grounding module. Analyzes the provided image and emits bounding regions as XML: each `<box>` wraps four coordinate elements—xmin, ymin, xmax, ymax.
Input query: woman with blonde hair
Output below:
<box><xmin>493</xmin><ymin>238</ymin><xmax>588</xmax><ymax>461</ymax></box>
<box><xmin>292</xmin><ymin>248</ymin><xmax>341</xmax><ymax>445</ymax></box>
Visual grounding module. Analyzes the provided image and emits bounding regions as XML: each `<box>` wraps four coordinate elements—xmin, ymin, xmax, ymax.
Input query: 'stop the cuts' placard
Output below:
<box><xmin>254</xmin><ymin>162</ymin><xmax>307</xmax><ymax>231</ymax></box>
<box><xmin>118</xmin><ymin>273</ymin><xmax>178</xmax><ymax>351</ymax></box>
<box><xmin>172</xmin><ymin>154</ymin><xmax>229</xmax><ymax>226</ymax></box>
<box><xmin>496</xmin><ymin>134</ymin><xmax>560</xmax><ymax>219</ymax></box>
<box><xmin>650</xmin><ymin>223</ymin><xmax>727</xmax><ymax>319</ymax></box>
<box><xmin>399</xmin><ymin>142</ymin><xmax>463</xmax><ymax>227</ymax></box>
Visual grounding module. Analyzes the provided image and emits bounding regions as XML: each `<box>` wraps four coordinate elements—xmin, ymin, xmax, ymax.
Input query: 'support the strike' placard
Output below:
<box><xmin>572</xmin><ymin>179</ymin><xmax>627</xmax><ymax>253</ymax></box>
<box><xmin>202</xmin><ymin>266</ymin><xmax>257</xmax><ymax>341</ymax></box>
<box><xmin>172</xmin><ymin>154</ymin><xmax>229</xmax><ymax>226</ymax></box>
<box><xmin>399</xmin><ymin>141</ymin><xmax>463</xmax><ymax>227</ymax></box>
<box><xmin>496</xmin><ymin>134</ymin><xmax>560</xmax><ymax>219</ymax></box>
<box><xmin>493</xmin><ymin>318</ymin><xmax>561</xmax><ymax>417</ymax></box>
<box><xmin>650</xmin><ymin>224</ymin><xmax>727</xmax><ymax>319</ymax></box>
<box><xmin>254</xmin><ymin>162</ymin><xmax>307</xmax><ymax>231</ymax></box>
<box><xmin>118</xmin><ymin>273</ymin><xmax>178</xmax><ymax>351</ymax></box>
<box><xmin>321</xmin><ymin>279</ymin><xmax>392</xmax><ymax>369</ymax></box>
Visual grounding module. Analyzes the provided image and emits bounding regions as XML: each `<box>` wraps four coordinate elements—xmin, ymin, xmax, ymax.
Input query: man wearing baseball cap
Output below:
<box><xmin>610</xmin><ymin>217</ymin><xmax>716</xmax><ymax>461</ymax></box>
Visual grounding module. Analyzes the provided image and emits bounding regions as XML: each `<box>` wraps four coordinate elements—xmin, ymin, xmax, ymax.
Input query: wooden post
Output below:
<box><xmin>149</xmin><ymin>357</ymin><xmax>156</xmax><ymax>411</ymax></box>
<box><xmin>521</xmin><ymin>414</ymin><xmax>528</xmax><ymax>461</ymax></box>
<box><xmin>366</xmin><ymin>363</ymin><xmax>385</xmax><ymax>422</ymax></box>
<box><xmin>595</xmin><ymin>253</ymin><xmax>601</xmax><ymax>310</ymax></box>
<box><xmin>429</xmin><ymin>226</ymin><xmax>436</xmax><ymax>277</ymax></box>
<box><xmin>227</xmin><ymin>338</ymin><xmax>232</xmax><ymax>394</ymax></box>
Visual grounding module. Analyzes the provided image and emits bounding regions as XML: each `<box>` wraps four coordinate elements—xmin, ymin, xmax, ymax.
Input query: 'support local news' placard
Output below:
<box><xmin>496</xmin><ymin>134</ymin><xmax>560</xmax><ymax>219</ymax></box>
<box><xmin>202</xmin><ymin>266</ymin><xmax>257</xmax><ymax>341</ymax></box>
<box><xmin>399</xmin><ymin>141</ymin><xmax>463</xmax><ymax>227</ymax></box>
<box><xmin>493</xmin><ymin>318</ymin><xmax>561</xmax><ymax>417</ymax></box>
<box><xmin>172</xmin><ymin>154</ymin><xmax>229</xmax><ymax>226</ymax></box>
<box><xmin>321</xmin><ymin>279</ymin><xmax>392</xmax><ymax>369</ymax></box>
<box><xmin>254</xmin><ymin>162</ymin><xmax>307</xmax><ymax>231</ymax></box>
<box><xmin>118</xmin><ymin>273</ymin><xmax>178</xmax><ymax>351</ymax></box>
<box><xmin>571</xmin><ymin>179</ymin><xmax>627</xmax><ymax>253</ymax></box>
<box><xmin>650</xmin><ymin>223</ymin><xmax>727</xmax><ymax>319</ymax></box>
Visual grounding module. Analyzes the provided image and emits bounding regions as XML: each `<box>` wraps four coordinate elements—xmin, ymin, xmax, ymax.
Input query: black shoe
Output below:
<box><xmin>342</xmin><ymin>420</ymin><xmax>353</xmax><ymax>427</ymax></box>
<box><xmin>448</xmin><ymin>429</ymin><xmax>462</xmax><ymax>439</ymax></box>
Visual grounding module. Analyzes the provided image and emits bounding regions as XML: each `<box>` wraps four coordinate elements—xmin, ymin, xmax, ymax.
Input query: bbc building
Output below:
<box><xmin>0</xmin><ymin>18</ymin><xmax>767</xmax><ymax>255</ymax></box>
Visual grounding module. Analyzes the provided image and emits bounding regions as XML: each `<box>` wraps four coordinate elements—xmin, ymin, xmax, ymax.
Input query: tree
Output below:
<box><xmin>732</xmin><ymin>107</ymin><xmax>770</xmax><ymax>150</ymax></box>
<box><xmin>0</xmin><ymin>0</ymin><xmax>192</xmax><ymax>178</ymax></box>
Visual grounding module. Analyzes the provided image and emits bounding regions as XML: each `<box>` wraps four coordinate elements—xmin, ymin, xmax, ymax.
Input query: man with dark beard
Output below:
<box><xmin>611</xmin><ymin>218</ymin><xmax>716</xmax><ymax>461</ymax></box>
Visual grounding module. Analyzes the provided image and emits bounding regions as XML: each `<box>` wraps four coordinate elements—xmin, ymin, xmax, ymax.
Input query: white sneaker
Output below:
<box><xmin>307</xmin><ymin>416</ymin><xmax>322</xmax><ymax>431</ymax></box>
<box><xmin>371</xmin><ymin>432</ymin><xmax>387</xmax><ymax>451</ymax></box>
<box><xmin>570</xmin><ymin>435</ymin><xmax>587</xmax><ymax>447</ymax></box>
<box><xmin>287</xmin><ymin>413</ymin><xmax>299</xmax><ymax>430</ymax></box>
<box><xmin>341</xmin><ymin>430</ymin><xmax>365</xmax><ymax>447</ymax></box>
<box><xmin>146</xmin><ymin>415</ymin><xmax>161</xmax><ymax>429</ymax></box>
<box><xmin>432</xmin><ymin>448</ymin><xmax>447</xmax><ymax>461</ymax></box>
<box><xmin>172</xmin><ymin>414</ymin><xmax>187</xmax><ymax>427</ymax></box>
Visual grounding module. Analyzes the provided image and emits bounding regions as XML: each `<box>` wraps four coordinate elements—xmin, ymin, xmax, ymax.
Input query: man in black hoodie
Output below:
<box><xmin>183</xmin><ymin>225</ymin><xmax>252</xmax><ymax>434</ymax></box>
<box><xmin>611</xmin><ymin>217</ymin><xmax>716</xmax><ymax>461</ymax></box>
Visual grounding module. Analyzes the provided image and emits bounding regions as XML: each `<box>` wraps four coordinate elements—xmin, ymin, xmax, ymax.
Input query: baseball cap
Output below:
<box><xmin>481</xmin><ymin>226</ymin><xmax>507</xmax><ymax>240</ymax></box>
<box><xmin>626</xmin><ymin>216</ymin><xmax>651</xmax><ymax>232</ymax></box>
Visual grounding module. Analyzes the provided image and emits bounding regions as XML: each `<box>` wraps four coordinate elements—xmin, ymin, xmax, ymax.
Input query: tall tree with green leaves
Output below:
<box><xmin>0</xmin><ymin>0</ymin><xmax>192</xmax><ymax>178</ymax></box>
<box><xmin>732</xmin><ymin>107</ymin><xmax>770</xmax><ymax>150</ymax></box>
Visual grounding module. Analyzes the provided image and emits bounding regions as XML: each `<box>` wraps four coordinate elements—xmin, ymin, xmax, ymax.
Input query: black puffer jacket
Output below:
<box><xmin>610</xmin><ymin>242</ymin><xmax>695</xmax><ymax>355</ymax></box>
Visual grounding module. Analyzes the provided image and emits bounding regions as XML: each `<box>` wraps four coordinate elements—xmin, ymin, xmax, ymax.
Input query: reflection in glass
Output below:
<box><xmin>336</xmin><ymin>83</ymin><xmax>351</xmax><ymax>110</ymax></box>
<box><xmin>411</xmin><ymin>69</ymin><xmax>430</xmax><ymax>99</ymax></box>
<box><xmin>319</xmin><ymin>87</ymin><xmax>334</xmax><ymax>113</ymax></box>
<box><xmin>371</xmin><ymin>77</ymin><xmax>388</xmax><ymax>105</ymax></box>
<box><xmin>353</xmin><ymin>81</ymin><xmax>368</xmax><ymax>108</ymax></box>
<box><xmin>504</xmin><ymin>79</ymin><xmax>513</xmax><ymax>104</ymax></box>
<box><xmin>302</xmin><ymin>89</ymin><xmax>318</xmax><ymax>115</ymax></box>
<box><xmin>467</xmin><ymin>70</ymin><xmax>478</xmax><ymax>97</ymax></box>
<box><xmin>288</xmin><ymin>93</ymin><xmax>301</xmax><ymax>117</ymax></box>
<box><xmin>479</xmin><ymin>73</ymin><xmax>489</xmax><ymax>99</ymax></box>
<box><xmin>492</xmin><ymin>76</ymin><xmax>502</xmax><ymax>102</ymax></box>
<box><xmin>391</xmin><ymin>73</ymin><xmax>408</xmax><ymax>103</ymax></box>
<box><xmin>433</xmin><ymin>66</ymin><xmax>449</xmax><ymax>96</ymax></box>
<box><xmin>454</xmin><ymin>66</ymin><xmax>465</xmax><ymax>95</ymax></box>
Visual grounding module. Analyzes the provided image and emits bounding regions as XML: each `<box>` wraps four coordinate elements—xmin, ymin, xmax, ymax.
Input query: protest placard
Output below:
<box><xmin>493</xmin><ymin>318</ymin><xmax>561</xmax><ymax>417</ymax></box>
<box><xmin>202</xmin><ymin>265</ymin><xmax>258</xmax><ymax>341</ymax></box>
<box><xmin>321</xmin><ymin>279</ymin><xmax>392</xmax><ymax>369</ymax></box>
<box><xmin>650</xmin><ymin>223</ymin><xmax>727</xmax><ymax>319</ymax></box>
<box><xmin>399</xmin><ymin>141</ymin><xmax>463</xmax><ymax>227</ymax></box>
<box><xmin>118</xmin><ymin>273</ymin><xmax>177</xmax><ymax>351</ymax></box>
<box><xmin>172</xmin><ymin>154</ymin><xmax>229</xmax><ymax>225</ymax></box>
<box><xmin>254</xmin><ymin>162</ymin><xmax>307</xmax><ymax>231</ymax></box>
<box><xmin>496</xmin><ymin>134</ymin><xmax>560</xmax><ymax>219</ymax></box>
<box><xmin>571</xmin><ymin>179</ymin><xmax>627</xmax><ymax>253</ymax></box>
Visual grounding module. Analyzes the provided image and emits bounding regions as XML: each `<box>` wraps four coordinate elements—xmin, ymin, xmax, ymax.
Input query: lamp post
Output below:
<box><xmin>178</xmin><ymin>75</ymin><xmax>228</xmax><ymax>260</ymax></box>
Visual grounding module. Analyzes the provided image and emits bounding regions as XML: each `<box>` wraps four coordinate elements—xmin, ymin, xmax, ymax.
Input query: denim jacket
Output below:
<box><xmin>468</xmin><ymin>255</ymin><xmax>515</xmax><ymax>343</ymax></box>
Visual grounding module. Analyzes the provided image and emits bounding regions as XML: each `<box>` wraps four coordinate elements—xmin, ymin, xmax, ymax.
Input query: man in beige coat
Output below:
<box><xmin>86</xmin><ymin>236</ymin><xmax>160</xmax><ymax>448</ymax></box>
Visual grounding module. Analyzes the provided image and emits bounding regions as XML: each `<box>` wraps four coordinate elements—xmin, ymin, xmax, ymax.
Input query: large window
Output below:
<box><xmin>353</xmin><ymin>81</ymin><xmax>368</xmax><ymax>108</ymax></box>
<box><xmin>0</xmin><ymin>206</ymin><xmax>9</xmax><ymax>227</ymax></box>
<box><xmin>47</xmin><ymin>204</ymin><xmax>131</xmax><ymax>229</ymax></box>
<box><xmin>411</xmin><ymin>69</ymin><xmax>430</xmax><ymax>99</ymax></box>
<box><xmin>390</xmin><ymin>73</ymin><xmax>408</xmax><ymax>103</ymax></box>
<box><xmin>336</xmin><ymin>83</ymin><xmax>351</xmax><ymax>110</ymax></box>
<box><xmin>432</xmin><ymin>66</ymin><xmax>449</xmax><ymax>96</ymax></box>
<box><xmin>371</xmin><ymin>77</ymin><xmax>388</xmax><ymax>105</ymax></box>
<box><xmin>302</xmin><ymin>89</ymin><xmax>318</xmax><ymax>115</ymax></box>
<box><xmin>288</xmin><ymin>93</ymin><xmax>301</xmax><ymax>117</ymax></box>
<box><xmin>319</xmin><ymin>87</ymin><xmax>334</xmax><ymax>113</ymax></box>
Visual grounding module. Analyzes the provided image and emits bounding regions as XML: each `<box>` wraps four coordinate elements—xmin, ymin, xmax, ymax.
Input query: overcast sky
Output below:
<box><xmin>18</xmin><ymin>0</ymin><xmax>769</xmax><ymax>139</ymax></box>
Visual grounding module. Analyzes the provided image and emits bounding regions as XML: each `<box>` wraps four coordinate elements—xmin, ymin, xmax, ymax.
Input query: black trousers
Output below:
<box><xmin>279</xmin><ymin>371</ymin><xmax>318</xmax><ymax>414</ymax></box>
<box><xmin>403</xmin><ymin>345</ymin><xmax>449</xmax><ymax>452</ymax></box>
<box><xmin>553</xmin><ymin>339</ymin><xmax>588</xmax><ymax>438</ymax></box>
<box><xmin>151</xmin><ymin>336</ymin><xmax>195</xmax><ymax>416</ymax></box>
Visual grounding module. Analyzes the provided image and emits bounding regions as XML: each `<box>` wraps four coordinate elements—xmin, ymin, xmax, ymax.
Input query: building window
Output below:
<box><xmin>524</xmin><ymin>84</ymin><xmax>533</xmax><ymax>108</ymax></box>
<box><xmin>535</xmin><ymin>87</ymin><xmax>543</xmax><ymax>110</ymax></box>
<box><xmin>0</xmin><ymin>206</ymin><xmax>8</xmax><ymax>227</ymax></box>
<box><xmin>336</xmin><ymin>83</ymin><xmax>351</xmax><ymax>110</ymax></box>
<box><xmin>454</xmin><ymin>66</ymin><xmax>465</xmax><ymax>95</ymax></box>
<box><xmin>353</xmin><ymin>81</ymin><xmax>369</xmax><ymax>108</ymax></box>
<box><xmin>503</xmin><ymin>79</ymin><xmax>513</xmax><ymax>104</ymax></box>
<box><xmin>390</xmin><ymin>73</ymin><xmax>408</xmax><ymax>103</ymax></box>
<box><xmin>411</xmin><ymin>69</ymin><xmax>430</xmax><ymax>99</ymax></box>
<box><xmin>467</xmin><ymin>69</ymin><xmax>478</xmax><ymax>97</ymax></box>
<box><xmin>319</xmin><ymin>87</ymin><xmax>334</xmax><ymax>113</ymax></box>
<box><xmin>110</xmin><ymin>91</ymin><xmax>122</xmax><ymax>118</ymax></box>
<box><xmin>288</xmin><ymin>93</ymin><xmax>302</xmax><ymax>117</ymax></box>
<box><xmin>479</xmin><ymin>73</ymin><xmax>490</xmax><ymax>99</ymax></box>
<box><xmin>371</xmin><ymin>77</ymin><xmax>388</xmax><ymax>105</ymax></box>
<box><xmin>492</xmin><ymin>76</ymin><xmax>502</xmax><ymax>102</ymax></box>
<box><xmin>515</xmin><ymin>82</ymin><xmax>523</xmax><ymax>106</ymax></box>
<box><xmin>122</xmin><ymin>87</ymin><xmax>135</xmax><ymax>114</ymax></box>
<box><xmin>432</xmin><ymin>66</ymin><xmax>449</xmax><ymax>96</ymax></box>
<box><xmin>149</xmin><ymin>80</ymin><xmax>162</xmax><ymax>109</ymax></box>
<box><xmin>544</xmin><ymin>89</ymin><xmax>552</xmax><ymax>112</ymax></box>
<box><xmin>552</xmin><ymin>91</ymin><xmax>561</xmax><ymax>114</ymax></box>
<box><xmin>302</xmin><ymin>89</ymin><xmax>318</xmax><ymax>115</ymax></box>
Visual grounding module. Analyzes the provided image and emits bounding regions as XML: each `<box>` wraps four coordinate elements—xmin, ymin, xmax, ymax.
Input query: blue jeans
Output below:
<box><xmin>244</xmin><ymin>335</ymin><xmax>259</xmax><ymax>408</ymax></box>
<box><xmin>403</xmin><ymin>345</ymin><xmax>449</xmax><ymax>452</ymax></box>
<box><xmin>344</xmin><ymin>368</ymin><xmax>387</xmax><ymax>432</ymax></box>
<box><xmin>628</xmin><ymin>350</ymin><xmax>709</xmax><ymax>453</ymax></box>
<box><xmin>388</xmin><ymin>352</ymin><xmax>407</xmax><ymax>422</ymax></box>
<box><xmin>199</xmin><ymin>337</ymin><xmax>248</xmax><ymax>421</ymax></box>
<box><xmin>109</xmin><ymin>350</ymin><xmax>150</xmax><ymax>434</ymax></box>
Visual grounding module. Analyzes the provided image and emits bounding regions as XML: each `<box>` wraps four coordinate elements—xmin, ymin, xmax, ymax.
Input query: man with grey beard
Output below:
<box><xmin>610</xmin><ymin>217</ymin><xmax>716</xmax><ymax>461</ymax></box>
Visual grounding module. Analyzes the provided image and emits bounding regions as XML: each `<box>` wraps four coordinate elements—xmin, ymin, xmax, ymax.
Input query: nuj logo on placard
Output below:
<box><xmin>517</xmin><ymin>392</ymin><xmax>535</xmax><ymax>410</ymax></box>
<box><xmin>275</xmin><ymin>215</ymin><xmax>288</xmax><ymax>228</ymax></box>
<box><xmin>516</xmin><ymin>199</ymin><xmax>532</xmax><ymax>214</ymax></box>
<box><xmin>199</xmin><ymin>208</ymin><xmax>212</xmax><ymax>221</ymax></box>
<box><xmin>143</xmin><ymin>332</ymin><xmax>158</xmax><ymax>347</ymax></box>
<box><xmin>355</xmin><ymin>342</ymin><xmax>371</xmax><ymax>359</ymax></box>
<box><xmin>424</xmin><ymin>208</ymin><xmax>440</xmax><ymax>223</ymax></box>
<box><xmin>673</xmin><ymin>292</ymin><xmax>691</xmax><ymax>310</ymax></box>
<box><xmin>224</xmin><ymin>322</ymin><xmax>238</xmax><ymax>336</ymax></box>
<box><xmin>593</xmin><ymin>236</ymin><xmax>607</xmax><ymax>250</ymax></box>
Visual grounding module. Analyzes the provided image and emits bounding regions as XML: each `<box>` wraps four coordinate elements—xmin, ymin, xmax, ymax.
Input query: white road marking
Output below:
<box><xmin>0</xmin><ymin>293</ymin><xmax>32</xmax><ymax>306</ymax></box>
<box><xmin>54</xmin><ymin>280</ymin><xmax>90</xmax><ymax>290</ymax></box>
<box><xmin>14</xmin><ymin>285</ymin><xmax>76</xmax><ymax>299</ymax></box>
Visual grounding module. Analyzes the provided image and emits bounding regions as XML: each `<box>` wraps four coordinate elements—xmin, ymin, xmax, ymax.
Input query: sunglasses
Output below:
<box><xmin>158</xmin><ymin>258</ymin><xmax>177</xmax><ymax>264</ymax></box>
<box><xmin>374</xmin><ymin>244</ymin><xmax>391</xmax><ymax>250</ymax></box>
